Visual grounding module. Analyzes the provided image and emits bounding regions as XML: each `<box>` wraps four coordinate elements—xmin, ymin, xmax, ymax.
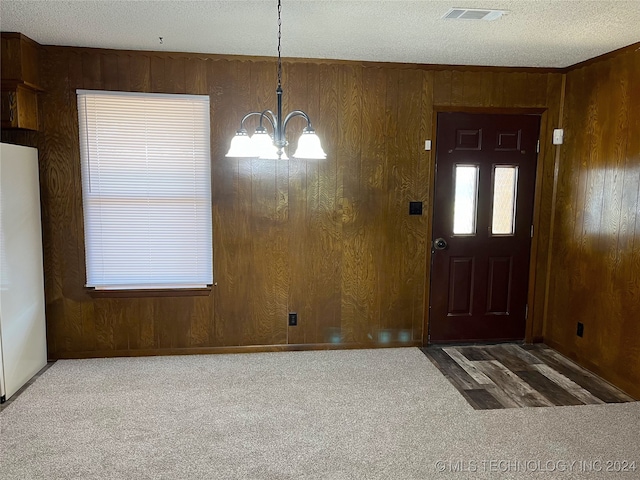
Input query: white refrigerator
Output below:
<box><xmin>0</xmin><ymin>142</ymin><xmax>47</xmax><ymax>403</ymax></box>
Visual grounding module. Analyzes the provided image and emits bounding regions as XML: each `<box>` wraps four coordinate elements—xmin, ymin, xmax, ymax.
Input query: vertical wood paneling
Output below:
<box><xmin>504</xmin><ymin>72</ymin><xmax>528</xmax><ymax>106</ymax></box>
<box><xmin>247</xmin><ymin>59</ymin><xmax>288</xmax><ymax>345</ymax></box>
<box><xmin>462</xmin><ymin>71</ymin><xmax>482</xmax><ymax>105</ymax></box>
<box><xmin>547</xmin><ymin>70</ymin><xmax>583</xmax><ymax>343</ymax></box>
<box><xmin>189</xmin><ymin>296</ymin><xmax>212</xmax><ymax>347</ymax></box>
<box><xmin>359</xmin><ymin>66</ymin><xmax>387</xmax><ymax>341</ymax></box>
<box><xmin>417</xmin><ymin>71</ymin><xmax>434</xmax><ymax>342</ymax></box>
<box><xmin>293</xmin><ymin>61</ymin><xmax>340</xmax><ymax>343</ymax></box>
<box><xmin>395</xmin><ymin>68</ymin><xmax>426</xmax><ymax>337</ymax></box>
<box><xmin>529</xmin><ymin>73</ymin><xmax>563</xmax><ymax>341</ymax></box>
<box><xmin>592</xmin><ymin>58</ymin><xmax>626</xmax><ymax>361</ymax></box>
<box><xmin>34</xmin><ymin>46</ymin><xmax>572</xmax><ymax>375</ymax></box>
<box><xmin>379</xmin><ymin>67</ymin><xmax>400</xmax><ymax>335</ymax></box>
<box><xmin>150</xmin><ymin>55</ymin><xmax>165</xmax><ymax>92</ymax></box>
<box><xmin>450</xmin><ymin>70</ymin><xmax>465</xmax><ymax>105</ymax></box>
<box><xmin>315</xmin><ymin>62</ymin><xmax>342</xmax><ymax>343</ymax></box>
<box><xmin>74</xmin><ymin>50</ymin><xmax>95</xmax><ymax>348</ymax></box>
<box><xmin>489</xmin><ymin>71</ymin><xmax>506</xmax><ymax>107</ymax></box>
<box><xmin>545</xmin><ymin>48</ymin><xmax>640</xmax><ymax>398</ymax></box>
<box><xmin>619</xmin><ymin>50</ymin><xmax>640</xmax><ymax>394</ymax></box>
<box><xmin>478</xmin><ymin>71</ymin><xmax>493</xmax><ymax>107</ymax></box>
<box><xmin>287</xmin><ymin>61</ymin><xmax>312</xmax><ymax>344</ymax></box>
<box><xmin>432</xmin><ymin>70</ymin><xmax>452</xmax><ymax>105</ymax></box>
<box><xmin>231</xmin><ymin>60</ymin><xmax>255</xmax><ymax>346</ymax></box>
<box><xmin>337</xmin><ymin>63</ymin><xmax>364</xmax><ymax>343</ymax></box>
<box><xmin>210</xmin><ymin>59</ymin><xmax>241</xmax><ymax>346</ymax></box>
<box><xmin>165</xmin><ymin>56</ymin><xmax>185</xmax><ymax>93</ymax></box>
<box><xmin>81</xmin><ymin>51</ymin><xmax>101</xmax><ymax>90</ymax></box>
<box><xmin>185</xmin><ymin>57</ymin><xmax>207</xmax><ymax>95</ymax></box>
<box><xmin>67</xmin><ymin>50</ymin><xmax>86</xmax><ymax>304</ymax></box>
<box><xmin>96</xmin><ymin>54</ymin><xmax>133</xmax><ymax>351</ymax></box>
<box><xmin>101</xmin><ymin>53</ymin><xmax>119</xmax><ymax>91</ymax></box>
<box><xmin>49</xmin><ymin>49</ymin><xmax>85</xmax><ymax>353</ymax></box>
<box><xmin>129</xmin><ymin>55</ymin><xmax>150</xmax><ymax>92</ymax></box>
<box><xmin>410</xmin><ymin>69</ymin><xmax>430</xmax><ymax>338</ymax></box>
<box><xmin>9</xmin><ymin>39</ymin><xmax>638</xmax><ymax>398</ymax></box>
<box><xmin>117</xmin><ymin>54</ymin><xmax>131</xmax><ymax>92</ymax></box>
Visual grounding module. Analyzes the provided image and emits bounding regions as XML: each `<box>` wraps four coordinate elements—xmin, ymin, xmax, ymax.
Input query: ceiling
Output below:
<box><xmin>1</xmin><ymin>1</ymin><xmax>639</xmax><ymax>69</ymax></box>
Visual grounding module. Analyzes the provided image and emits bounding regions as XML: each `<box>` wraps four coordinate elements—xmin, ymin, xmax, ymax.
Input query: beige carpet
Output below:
<box><xmin>1</xmin><ymin>348</ymin><xmax>638</xmax><ymax>479</ymax></box>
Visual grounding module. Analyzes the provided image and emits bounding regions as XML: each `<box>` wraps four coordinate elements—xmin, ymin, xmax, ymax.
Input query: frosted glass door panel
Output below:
<box><xmin>452</xmin><ymin>165</ymin><xmax>479</xmax><ymax>235</ymax></box>
<box><xmin>492</xmin><ymin>166</ymin><xmax>518</xmax><ymax>235</ymax></box>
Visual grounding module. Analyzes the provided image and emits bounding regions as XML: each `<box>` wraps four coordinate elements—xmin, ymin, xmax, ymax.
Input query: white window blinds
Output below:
<box><xmin>77</xmin><ymin>90</ymin><xmax>212</xmax><ymax>289</ymax></box>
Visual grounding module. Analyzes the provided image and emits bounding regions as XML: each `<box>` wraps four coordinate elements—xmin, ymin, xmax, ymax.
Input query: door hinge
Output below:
<box><xmin>530</xmin><ymin>225</ymin><xmax>534</xmax><ymax>238</ymax></box>
<box><xmin>536</xmin><ymin>139</ymin><xmax>540</xmax><ymax>153</ymax></box>
<box><xmin>525</xmin><ymin>304</ymin><xmax>529</xmax><ymax>320</ymax></box>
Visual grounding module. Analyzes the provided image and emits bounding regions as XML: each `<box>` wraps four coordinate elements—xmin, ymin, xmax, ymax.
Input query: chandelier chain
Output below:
<box><xmin>277</xmin><ymin>0</ymin><xmax>282</xmax><ymax>88</ymax></box>
<box><xmin>226</xmin><ymin>0</ymin><xmax>325</xmax><ymax>159</ymax></box>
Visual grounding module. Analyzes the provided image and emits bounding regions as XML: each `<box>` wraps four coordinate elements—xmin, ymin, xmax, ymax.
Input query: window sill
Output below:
<box><xmin>86</xmin><ymin>287</ymin><xmax>212</xmax><ymax>298</ymax></box>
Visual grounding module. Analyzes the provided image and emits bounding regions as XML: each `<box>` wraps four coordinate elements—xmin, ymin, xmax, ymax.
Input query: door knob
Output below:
<box><xmin>433</xmin><ymin>238</ymin><xmax>448</xmax><ymax>250</ymax></box>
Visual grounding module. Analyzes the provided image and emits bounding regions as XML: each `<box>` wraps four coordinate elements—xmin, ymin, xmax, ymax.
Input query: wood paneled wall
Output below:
<box><xmin>545</xmin><ymin>47</ymin><xmax>640</xmax><ymax>398</ymax></box>
<box><xmin>24</xmin><ymin>46</ymin><xmax>561</xmax><ymax>359</ymax></box>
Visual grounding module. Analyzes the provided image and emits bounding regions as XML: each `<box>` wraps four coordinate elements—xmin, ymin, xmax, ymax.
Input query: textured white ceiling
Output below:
<box><xmin>1</xmin><ymin>0</ymin><xmax>639</xmax><ymax>68</ymax></box>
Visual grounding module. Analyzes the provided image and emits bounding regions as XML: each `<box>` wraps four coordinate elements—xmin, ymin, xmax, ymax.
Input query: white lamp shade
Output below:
<box><xmin>293</xmin><ymin>131</ymin><xmax>326</xmax><ymax>159</ymax></box>
<box><xmin>225</xmin><ymin>133</ymin><xmax>254</xmax><ymax>157</ymax></box>
<box><xmin>251</xmin><ymin>131</ymin><xmax>288</xmax><ymax>160</ymax></box>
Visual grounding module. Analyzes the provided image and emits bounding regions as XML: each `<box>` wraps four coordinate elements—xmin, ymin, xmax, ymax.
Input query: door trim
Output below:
<box><xmin>423</xmin><ymin>107</ymin><xmax>550</xmax><ymax>345</ymax></box>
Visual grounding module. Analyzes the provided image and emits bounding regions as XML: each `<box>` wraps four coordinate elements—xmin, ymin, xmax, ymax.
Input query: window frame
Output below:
<box><xmin>77</xmin><ymin>89</ymin><xmax>213</xmax><ymax>294</ymax></box>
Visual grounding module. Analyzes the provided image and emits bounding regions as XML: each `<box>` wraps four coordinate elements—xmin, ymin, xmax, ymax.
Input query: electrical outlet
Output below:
<box><xmin>288</xmin><ymin>312</ymin><xmax>298</xmax><ymax>326</ymax></box>
<box><xmin>577</xmin><ymin>322</ymin><xmax>584</xmax><ymax>337</ymax></box>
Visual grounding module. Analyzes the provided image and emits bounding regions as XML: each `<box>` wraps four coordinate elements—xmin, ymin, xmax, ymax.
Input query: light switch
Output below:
<box><xmin>425</xmin><ymin>140</ymin><xmax>432</xmax><ymax>151</ymax></box>
<box><xmin>409</xmin><ymin>201</ymin><xmax>422</xmax><ymax>215</ymax></box>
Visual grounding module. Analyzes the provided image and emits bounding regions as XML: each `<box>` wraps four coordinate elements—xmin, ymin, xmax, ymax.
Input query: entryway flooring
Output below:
<box><xmin>421</xmin><ymin>344</ymin><xmax>635</xmax><ymax>409</ymax></box>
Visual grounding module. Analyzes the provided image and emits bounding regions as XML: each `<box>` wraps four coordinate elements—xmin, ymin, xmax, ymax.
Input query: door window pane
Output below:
<box><xmin>453</xmin><ymin>165</ymin><xmax>479</xmax><ymax>235</ymax></box>
<box><xmin>491</xmin><ymin>166</ymin><xmax>518</xmax><ymax>235</ymax></box>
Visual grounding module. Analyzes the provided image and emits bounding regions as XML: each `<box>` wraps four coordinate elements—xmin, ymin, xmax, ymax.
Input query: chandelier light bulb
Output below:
<box><xmin>225</xmin><ymin>0</ymin><xmax>325</xmax><ymax>161</ymax></box>
<box><xmin>293</xmin><ymin>128</ymin><xmax>327</xmax><ymax>159</ymax></box>
<box><xmin>225</xmin><ymin>130</ymin><xmax>254</xmax><ymax>158</ymax></box>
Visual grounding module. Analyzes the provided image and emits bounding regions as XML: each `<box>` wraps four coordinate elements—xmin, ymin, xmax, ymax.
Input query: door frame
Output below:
<box><xmin>423</xmin><ymin>106</ymin><xmax>550</xmax><ymax>345</ymax></box>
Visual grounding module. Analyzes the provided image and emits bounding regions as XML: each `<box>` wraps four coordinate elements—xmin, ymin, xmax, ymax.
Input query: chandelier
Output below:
<box><xmin>226</xmin><ymin>0</ymin><xmax>326</xmax><ymax>160</ymax></box>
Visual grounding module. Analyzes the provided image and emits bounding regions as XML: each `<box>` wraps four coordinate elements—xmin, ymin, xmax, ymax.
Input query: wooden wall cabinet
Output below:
<box><xmin>1</xmin><ymin>33</ymin><xmax>41</xmax><ymax>131</ymax></box>
<box><xmin>1</xmin><ymin>82</ymin><xmax>39</xmax><ymax>130</ymax></box>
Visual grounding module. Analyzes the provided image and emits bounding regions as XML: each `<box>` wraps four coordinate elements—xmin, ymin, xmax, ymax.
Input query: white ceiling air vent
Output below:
<box><xmin>442</xmin><ymin>8</ymin><xmax>508</xmax><ymax>21</ymax></box>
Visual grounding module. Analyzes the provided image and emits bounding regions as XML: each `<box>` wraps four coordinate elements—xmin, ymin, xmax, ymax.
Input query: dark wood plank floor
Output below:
<box><xmin>421</xmin><ymin>344</ymin><xmax>636</xmax><ymax>410</ymax></box>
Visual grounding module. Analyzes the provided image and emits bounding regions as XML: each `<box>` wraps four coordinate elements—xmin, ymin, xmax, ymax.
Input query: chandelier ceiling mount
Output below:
<box><xmin>226</xmin><ymin>0</ymin><xmax>326</xmax><ymax>160</ymax></box>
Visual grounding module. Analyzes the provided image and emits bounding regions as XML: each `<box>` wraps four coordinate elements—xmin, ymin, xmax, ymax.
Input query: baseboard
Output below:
<box><xmin>543</xmin><ymin>338</ymin><xmax>639</xmax><ymax>400</ymax></box>
<box><xmin>49</xmin><ymin>341</ymin><xmax>423</xmax><ymax>360</ymax></box>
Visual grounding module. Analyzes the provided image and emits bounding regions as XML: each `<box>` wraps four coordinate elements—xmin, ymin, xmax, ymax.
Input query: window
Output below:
<box><xmin>452</xmin><ymin>164</ymin><xmax>479</xmax><ymax>235</ymax></box>
<box><xmin>491</xmin><ymin>166</ymin><xmax>518</xmax><ymax>235</ymax></box>
<box><xmin>77</xmin><ymin>90</ymin><xmax>212</xmax><ymax>290</ymax></box>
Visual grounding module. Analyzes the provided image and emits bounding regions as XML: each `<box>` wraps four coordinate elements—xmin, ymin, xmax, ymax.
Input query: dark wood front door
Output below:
<box><xmin>429</xmin><ymin>112</ymin><xmax>540</xmax><ymax>343</ymax></box>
